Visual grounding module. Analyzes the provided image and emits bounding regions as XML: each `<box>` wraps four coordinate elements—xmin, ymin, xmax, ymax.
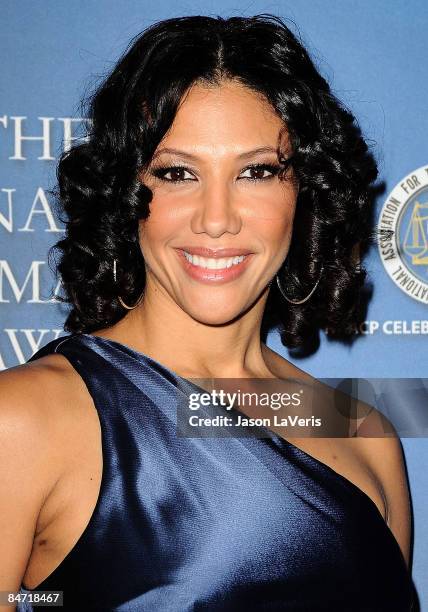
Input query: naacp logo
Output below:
<box><xmin>378</xmin><ymin>165</ymin><xmax>428</xmax><ymax>304</ymax></box>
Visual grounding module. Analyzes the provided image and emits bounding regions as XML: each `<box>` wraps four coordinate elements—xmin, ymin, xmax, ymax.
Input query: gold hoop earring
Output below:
<box><xmin>276</xmin><ymin>264</ymin><xmax>324</xmax><ymax>304</ymax></box>
<box><xmin>113</xmin><ymin>258</ymin><xmax>144</xmax><ymax>310</ymax></box>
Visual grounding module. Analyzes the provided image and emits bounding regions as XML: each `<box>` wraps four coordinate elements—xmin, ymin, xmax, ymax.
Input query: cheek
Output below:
<box><xmin>252</xmin><ymin>205</ymin><xmax>296</xmax><ymax>269</ymax></box>
<box><xmin>138</xmin><ymin>199</ymin><xmax>184</xmax><ymax>248</ymax></box>
<box><xmin>254</xmin><ymin>191</ymin><xmax>296</xmax><ymax>241</ymax></box>
<box><xmin>235</xmin><ymin>181</ymin><xmax>298</xmax><ymax>220</ymax></box>
<box><xmin>140</xmin><ymin>191</ymin><xmax>195</xmax><ymax>235</ymax></box>
<box><xmin>257</xmin><ymin>216</ymin><xmax>294</xmax><ymax>250</ymax></box>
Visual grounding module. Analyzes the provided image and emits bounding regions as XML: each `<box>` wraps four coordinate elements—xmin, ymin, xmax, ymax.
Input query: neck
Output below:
<box><xmin>106</xmin><ymin>282</ymin><xmax>273</xmax><ymax>380</ymax></box>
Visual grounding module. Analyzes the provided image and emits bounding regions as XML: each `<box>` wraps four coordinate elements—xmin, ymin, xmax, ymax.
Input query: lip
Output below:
<box><xmin>175</xmin><ymin>248</ymin><xmax>255</xmax><ymax>284</ymax></box>
<box><xmin>174</xmin><ymin>246</ymin><xmax>254</xmax><ymax>258</ymax></box>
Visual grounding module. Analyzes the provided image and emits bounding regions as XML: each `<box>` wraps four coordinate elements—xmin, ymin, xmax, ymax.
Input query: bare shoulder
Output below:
<box><xmin>351</xmin><ymin>404</ymin><xmax>412</xmax><ymax>567</ymax></box>
<box><xmin>261</xmin><ymin>344</ymin><xmax>315</xmax><ymax>385</ymax></box>
<box><xmin>0</xmin><ymin>353</ymin><xmax>88</xmax><ymax>421</ymax></box>
<box><xmin>0</xmin><ymin>353</ymin><xmax>89</xmax><ymax>478</ymax></box>
<box><xmin>1</xmin><ymin>353</ymin><xmax>70</xmax><ymax>416</ymax></box>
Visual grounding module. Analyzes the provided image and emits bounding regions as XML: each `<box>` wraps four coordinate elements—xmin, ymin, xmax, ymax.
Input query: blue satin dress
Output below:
<box><xmin>20</xmin><ymin>333</ymin><xmax>415</xmax><ymax>611</ymax></box>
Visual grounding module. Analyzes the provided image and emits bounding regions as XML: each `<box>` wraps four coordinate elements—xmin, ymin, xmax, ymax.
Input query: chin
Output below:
<box><xmin>183</xmin><ymin>303</ymin><xmax>246</xmax><ymax>327</ymax></box>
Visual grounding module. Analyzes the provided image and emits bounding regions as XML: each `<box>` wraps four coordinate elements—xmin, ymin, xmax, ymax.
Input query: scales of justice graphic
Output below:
<box><xmin>402</xmin><ymin>200</ymin><xmax>428</xmax><ymax>267</ymax></box>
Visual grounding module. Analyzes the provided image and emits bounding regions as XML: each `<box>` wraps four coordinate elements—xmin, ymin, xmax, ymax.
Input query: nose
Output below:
<box><xmin>190</xmin><ymin>178</ymin><xmax>242</xmax><ymax>238</ymax></box>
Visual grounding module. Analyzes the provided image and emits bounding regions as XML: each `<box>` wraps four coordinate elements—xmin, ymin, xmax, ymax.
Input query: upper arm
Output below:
<box><xmin>0</xmin><ymin>359</ymin><xmax>69</xmax><ymax>603</ymax></box>
<box><xmin>353</xmin><ymin>405</ymin><xmax>412</xmax><ymax>569</ymax></box>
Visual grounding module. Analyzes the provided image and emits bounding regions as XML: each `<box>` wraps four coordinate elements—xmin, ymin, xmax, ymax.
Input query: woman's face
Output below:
<box><xmin>139</xmin><ymin>80</ymin><xmax>299</xmax><ymax>325</ymax></box>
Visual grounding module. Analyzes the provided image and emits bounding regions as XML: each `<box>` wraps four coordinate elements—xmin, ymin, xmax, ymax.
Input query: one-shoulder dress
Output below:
<box><xmin>18</xmin><ymin>332</ymin><xmax>415</xmax><ymax>611</ymax></box>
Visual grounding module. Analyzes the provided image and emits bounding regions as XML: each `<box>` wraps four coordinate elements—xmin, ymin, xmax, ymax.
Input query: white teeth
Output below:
<box><xmin>183</xmin><ymin>251</ymin><xmax>247</xmax><ymax>269</ymax></box>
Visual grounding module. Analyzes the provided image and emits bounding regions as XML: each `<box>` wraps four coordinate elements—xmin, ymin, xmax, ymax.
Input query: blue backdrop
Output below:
<box><xmin>1</xmin><ymin>0</ymin><xmax>427</xmax><ymax>607</ymax></box>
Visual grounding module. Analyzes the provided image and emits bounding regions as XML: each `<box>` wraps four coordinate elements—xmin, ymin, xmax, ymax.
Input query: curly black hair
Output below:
<box><xmin>49</xmin><ymin>13</ymin><xmax>380</xmax><ymax>351</ymax></box>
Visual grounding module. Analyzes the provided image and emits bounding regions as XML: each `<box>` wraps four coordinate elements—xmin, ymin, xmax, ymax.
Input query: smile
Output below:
<box><xmin>176</xmin><ymin>249</ymin><xmax>254</xmax><ymax>284</ymax></box>
<box><xmin>183</xmin><ymin>251</ymin><xmax>247</xmax><ymax>270</ymax></box>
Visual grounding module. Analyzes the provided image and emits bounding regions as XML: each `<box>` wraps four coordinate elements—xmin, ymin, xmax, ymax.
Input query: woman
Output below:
<box><xmin>0</xmin><ymin>13</ymin><xmax>415</xmax><ymax>611</ymax></box>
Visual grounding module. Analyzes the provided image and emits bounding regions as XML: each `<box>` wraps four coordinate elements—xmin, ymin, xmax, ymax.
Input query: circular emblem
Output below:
<box><xmin>378</xmin><ymin>165</ymin><xmax>428</xmax><ymax>304</ymax></box>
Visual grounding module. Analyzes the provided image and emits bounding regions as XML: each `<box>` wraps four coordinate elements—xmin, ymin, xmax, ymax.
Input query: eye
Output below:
<box><xmin>150</xmin><ymin>165</ymin><xmax>196</xmax><ymax>183</ymax></box>
<box><xmin>239</xmin><ymin>163</ymin><xmax>281</xmax><ymax>181</ymax></box>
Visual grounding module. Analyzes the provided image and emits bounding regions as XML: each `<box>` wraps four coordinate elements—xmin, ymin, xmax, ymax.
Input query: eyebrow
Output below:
<box><xmin>151</xmin><ymin>146</ymin><xmax>280</xmax><ymax>162</ymax></box>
